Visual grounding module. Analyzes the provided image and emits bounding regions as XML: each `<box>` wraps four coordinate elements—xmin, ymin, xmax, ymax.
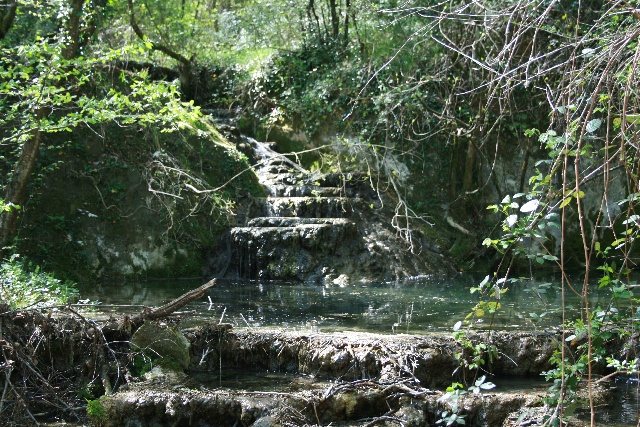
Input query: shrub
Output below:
<box><xmin>0</xmin><ymin>256</ymin><xmax>78</xmax><ymax>310</ymax></box>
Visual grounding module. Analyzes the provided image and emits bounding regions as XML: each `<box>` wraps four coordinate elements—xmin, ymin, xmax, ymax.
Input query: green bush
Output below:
<box><xmin>0</xmin><ymin>256</ymin><xmax>78</xmax><ymax>309</ymax></box>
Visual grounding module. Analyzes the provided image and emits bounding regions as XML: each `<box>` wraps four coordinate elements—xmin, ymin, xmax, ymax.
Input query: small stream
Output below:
<box><xmin>79</xmin><ymin>273</ymin><xmax>616</xmax><ymax>334</ymax></box>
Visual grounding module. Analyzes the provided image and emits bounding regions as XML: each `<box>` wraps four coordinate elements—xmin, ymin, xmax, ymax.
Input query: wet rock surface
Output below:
<box><xmin>97</xmin><ymin>368</ymin><xmax>544</xmax><ymax>427</ymax></box>
<box><xmin>94</xmin><ymin>326</ymin><xmax>572</xmax><ymax>426</ymax></box>
<box><xmin>186</xmin><ymin>326</ymin><xmax>561</xmax><ymax>388</ymax></box>
<box><xmin>0</xmin><ymin>307</ymin><xmax>623</xmax><ymax>427</ymax></box>
<box><xmin>207</xmin><ymin>133</ymin><xmax>456</xmax><ymax>283</ymax></box>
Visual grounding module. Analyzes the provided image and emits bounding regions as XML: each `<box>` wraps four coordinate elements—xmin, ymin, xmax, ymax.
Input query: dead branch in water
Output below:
<box><xmin>130</xmin><ymin>278</ymin><xmax>216</xmax><ymax>327</ymax></box>
<box><xmin>99</xmin><ymin>278</ymin><xmax>217</xmax><ymax>338</ymax></box>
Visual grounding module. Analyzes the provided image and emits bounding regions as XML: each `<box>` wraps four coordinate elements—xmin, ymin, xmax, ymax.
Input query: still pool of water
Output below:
<box><xmin>77</xmin><ymin>273</ymin><xmax>619</xmax><ymax>334</ymax></box>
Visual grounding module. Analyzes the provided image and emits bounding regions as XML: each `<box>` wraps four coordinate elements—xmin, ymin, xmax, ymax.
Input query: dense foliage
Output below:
<box><xmin>0</xmin><ymin>0</ymin><xmax>261</xmax><ymax>278</ymax></box>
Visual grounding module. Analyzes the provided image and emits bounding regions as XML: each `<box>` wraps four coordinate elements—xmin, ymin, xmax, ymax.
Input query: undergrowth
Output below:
<box><xmin>0</xmin><ymin>255</ymin><xmax>78</xmax><ymax>310</ymax></box>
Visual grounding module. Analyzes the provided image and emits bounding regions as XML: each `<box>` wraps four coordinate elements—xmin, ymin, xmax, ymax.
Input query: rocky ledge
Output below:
<box><xmin>93</xmin><ymin>325</ymin><xmax>616</xmax><ymax>426</ymax></box>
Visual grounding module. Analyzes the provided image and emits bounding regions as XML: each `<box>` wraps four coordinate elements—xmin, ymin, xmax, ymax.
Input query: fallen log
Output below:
<box><xmin>130</xmin><ymin>278</ymin><xmax>216</xmax><ymax>327</ymax></box>
<box><xmin>102</xmin><ymin>278</ymin><xmax>216</xmax><ymax>338</ymax></box>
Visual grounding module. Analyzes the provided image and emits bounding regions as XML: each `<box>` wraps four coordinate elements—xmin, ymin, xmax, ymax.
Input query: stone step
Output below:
<box><xmin>261</xmin><ymin>164</ymin><xmax>292</xmax><ymax>175</ymax></box>
<box><xmin>250</xmin><ymin>196</ymin><xmax>361</xmax><ymax>218</ymax></box>
<box><xmin>246</xmin><ymin>216</ymin><xmax>354</xmax><ymax>228</ymax></box>
<box><xmin>265</xmin><ymin>184</ymin><xmax>346</xmax><ymax>197</ymax></box>
<box><xmin>260</xmin><ymin>171</ymin><xmax>371</xmax><ymax>188</ymax></box>
<box><xmin>231</xmin><ymin>221</ymin><xmax>357</xmax><ymax>252</ymax></box>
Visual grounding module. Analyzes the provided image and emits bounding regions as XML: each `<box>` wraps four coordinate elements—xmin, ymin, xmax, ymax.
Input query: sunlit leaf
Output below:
<box><xmin>480</xmin><ymin>275</ymin><xmax>490</xmax><ymax>287</ymax></box>
<box><xmin>626</xmin><ymin>114</ymin><xmax>640</xmax><ymax>124</ymax></box>
<box><xmin>520</xmin><ymin>199</ymin><xmax>540</xmax><ymax>213</ymax></box>
<box><xmin>560</xmin><ymin>196</ymin><xmax>573</xmax><ymax>208</ymax></box>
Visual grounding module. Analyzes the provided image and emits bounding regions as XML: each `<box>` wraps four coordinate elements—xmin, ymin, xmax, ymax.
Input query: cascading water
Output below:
<box><xmin>206</xmin><ymin>129</ymin><xmax>455</xmax><ymax>283</ymax></box>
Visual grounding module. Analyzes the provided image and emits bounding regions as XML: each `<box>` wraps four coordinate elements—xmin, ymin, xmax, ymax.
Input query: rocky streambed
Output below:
<box><xmin>0</xmin><ymin>300</ymin><xmax>624</xmax><ymax>427</ymax></box>
<box><xmin>94</xmin><ymin>325</ymin><xmax>620</xmax><ymax>426</ymax></box>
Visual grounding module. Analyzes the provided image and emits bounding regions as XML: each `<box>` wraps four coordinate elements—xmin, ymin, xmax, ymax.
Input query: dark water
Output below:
<box><xmin>78</xmin><ymin>273</ymin><xmax>619</xmax><ymax>334</ymax></box>
<box><xmin>187</xmin><ymin>368</ymin><xmax>327</xmax><ymax>392</ymax></box>
<box><xmin>575</xmin><ymin>379</ymin><xmax>640</xmax><ymax>427</ymax></box>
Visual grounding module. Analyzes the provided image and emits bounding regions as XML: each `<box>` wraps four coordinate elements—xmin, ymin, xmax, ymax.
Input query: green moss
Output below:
<box><xmin>14</xmin><ymin>115</ymin><xmax>258</xmax><ymax>282</ymax></box>
<box><xmin>130</xmin><ymin>353</ymin><xmax>154</xmax><ymax>377</ymax></box>
<box><xmin>86</xmin><ymin>398</ymin><xmax>106</xmax><ymax>426</ymax></box>
<box><xmin>157</xmin><ymin>356</ymin><xmax>186</xmax><ymax>372</ymax></box>
<box><xmin>264</xmin><ymin>125</ymin><xmax>321</xmax><ymax>170</ymax></box>
<box><xmin>145</xmin><ymin>249</ymin><xmax>205</xmax><ymax>279</ymax></box>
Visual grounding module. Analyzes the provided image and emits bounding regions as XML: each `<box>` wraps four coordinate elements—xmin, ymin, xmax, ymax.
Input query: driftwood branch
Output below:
<box><xmin>130</xmin><ymin>278</ymin><xmax>216</xmax><ymax>327</ymax></box>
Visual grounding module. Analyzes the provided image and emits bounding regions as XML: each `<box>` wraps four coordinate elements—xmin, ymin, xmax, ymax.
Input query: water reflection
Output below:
<box><xmin>77</xmin><ymin>273</ymin><xmax>623</xmax><ymax>334</ymax></box>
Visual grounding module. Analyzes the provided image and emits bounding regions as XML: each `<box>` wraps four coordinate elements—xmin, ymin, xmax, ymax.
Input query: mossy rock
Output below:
<box><xmin>131</xmin><ymin>321</ymin><xmax>191</xmax><ymax>371</ymax></box>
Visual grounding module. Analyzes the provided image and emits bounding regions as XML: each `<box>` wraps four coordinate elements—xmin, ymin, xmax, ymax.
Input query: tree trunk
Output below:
<box><xmin>0</xmin><ymin>112</ymin><xmax>45</xmax><ymax>257</ymax></box>
<box><xmin>328</xmin><ymin>0</ymin><xmax>339</xmax><ymax>39</ymax></box>
<box><xmin>127</xmin><ymin>0</ymin><xmax>197</xmax><ymax>99</ymax></box>
<box><xmin>448</xmin><ymin>136</ymin><xmax>460</xmax><ymax>200</ymax></box>
<box><xmin>0</xmin><ymin>1</ymin><xmax>17</xmax><ymax>40</ymax></box>
<box><xmin>343</xmin><ymin>0</ymin><xmax>350</xmax><ymax>46</ymax></box>
<box><xmin>307</xmin><ymin>0</ymin><xmax>322</xmax><ymax>44</ymax></box>
<box><xmin>461</xmin><ymin>139</ymin><xmax>477</xmax><ymax>193</ymax></box>
<box><xmin>62</xmin><ymin>0</ymin><xmax>84</xmax><ymax>59</ymax></box>
<box><xmin>0</xmin><ymin>0</ymin><xmax>90</xmax><ymax>258</ymax></box>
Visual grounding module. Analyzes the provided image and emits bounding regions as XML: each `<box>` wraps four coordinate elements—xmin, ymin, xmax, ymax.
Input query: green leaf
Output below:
<box><xmin>482</xmin><ymin>238</ymin><xmax>493</xmax><ymax>247</ymax></box>
<box><xmin>626</xmin><ymin>114</ymin><xmax>640</xmax><ymax>124</ymax></box>
<box><xmin>585</xmin><ymin>118</ymin><xmax>602</xmax><ymax>133</ymax></box>
<box><xmin>560</xmin><ymin>196</ymin><xmax>573</xmax><ymax>208</ymax></box>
